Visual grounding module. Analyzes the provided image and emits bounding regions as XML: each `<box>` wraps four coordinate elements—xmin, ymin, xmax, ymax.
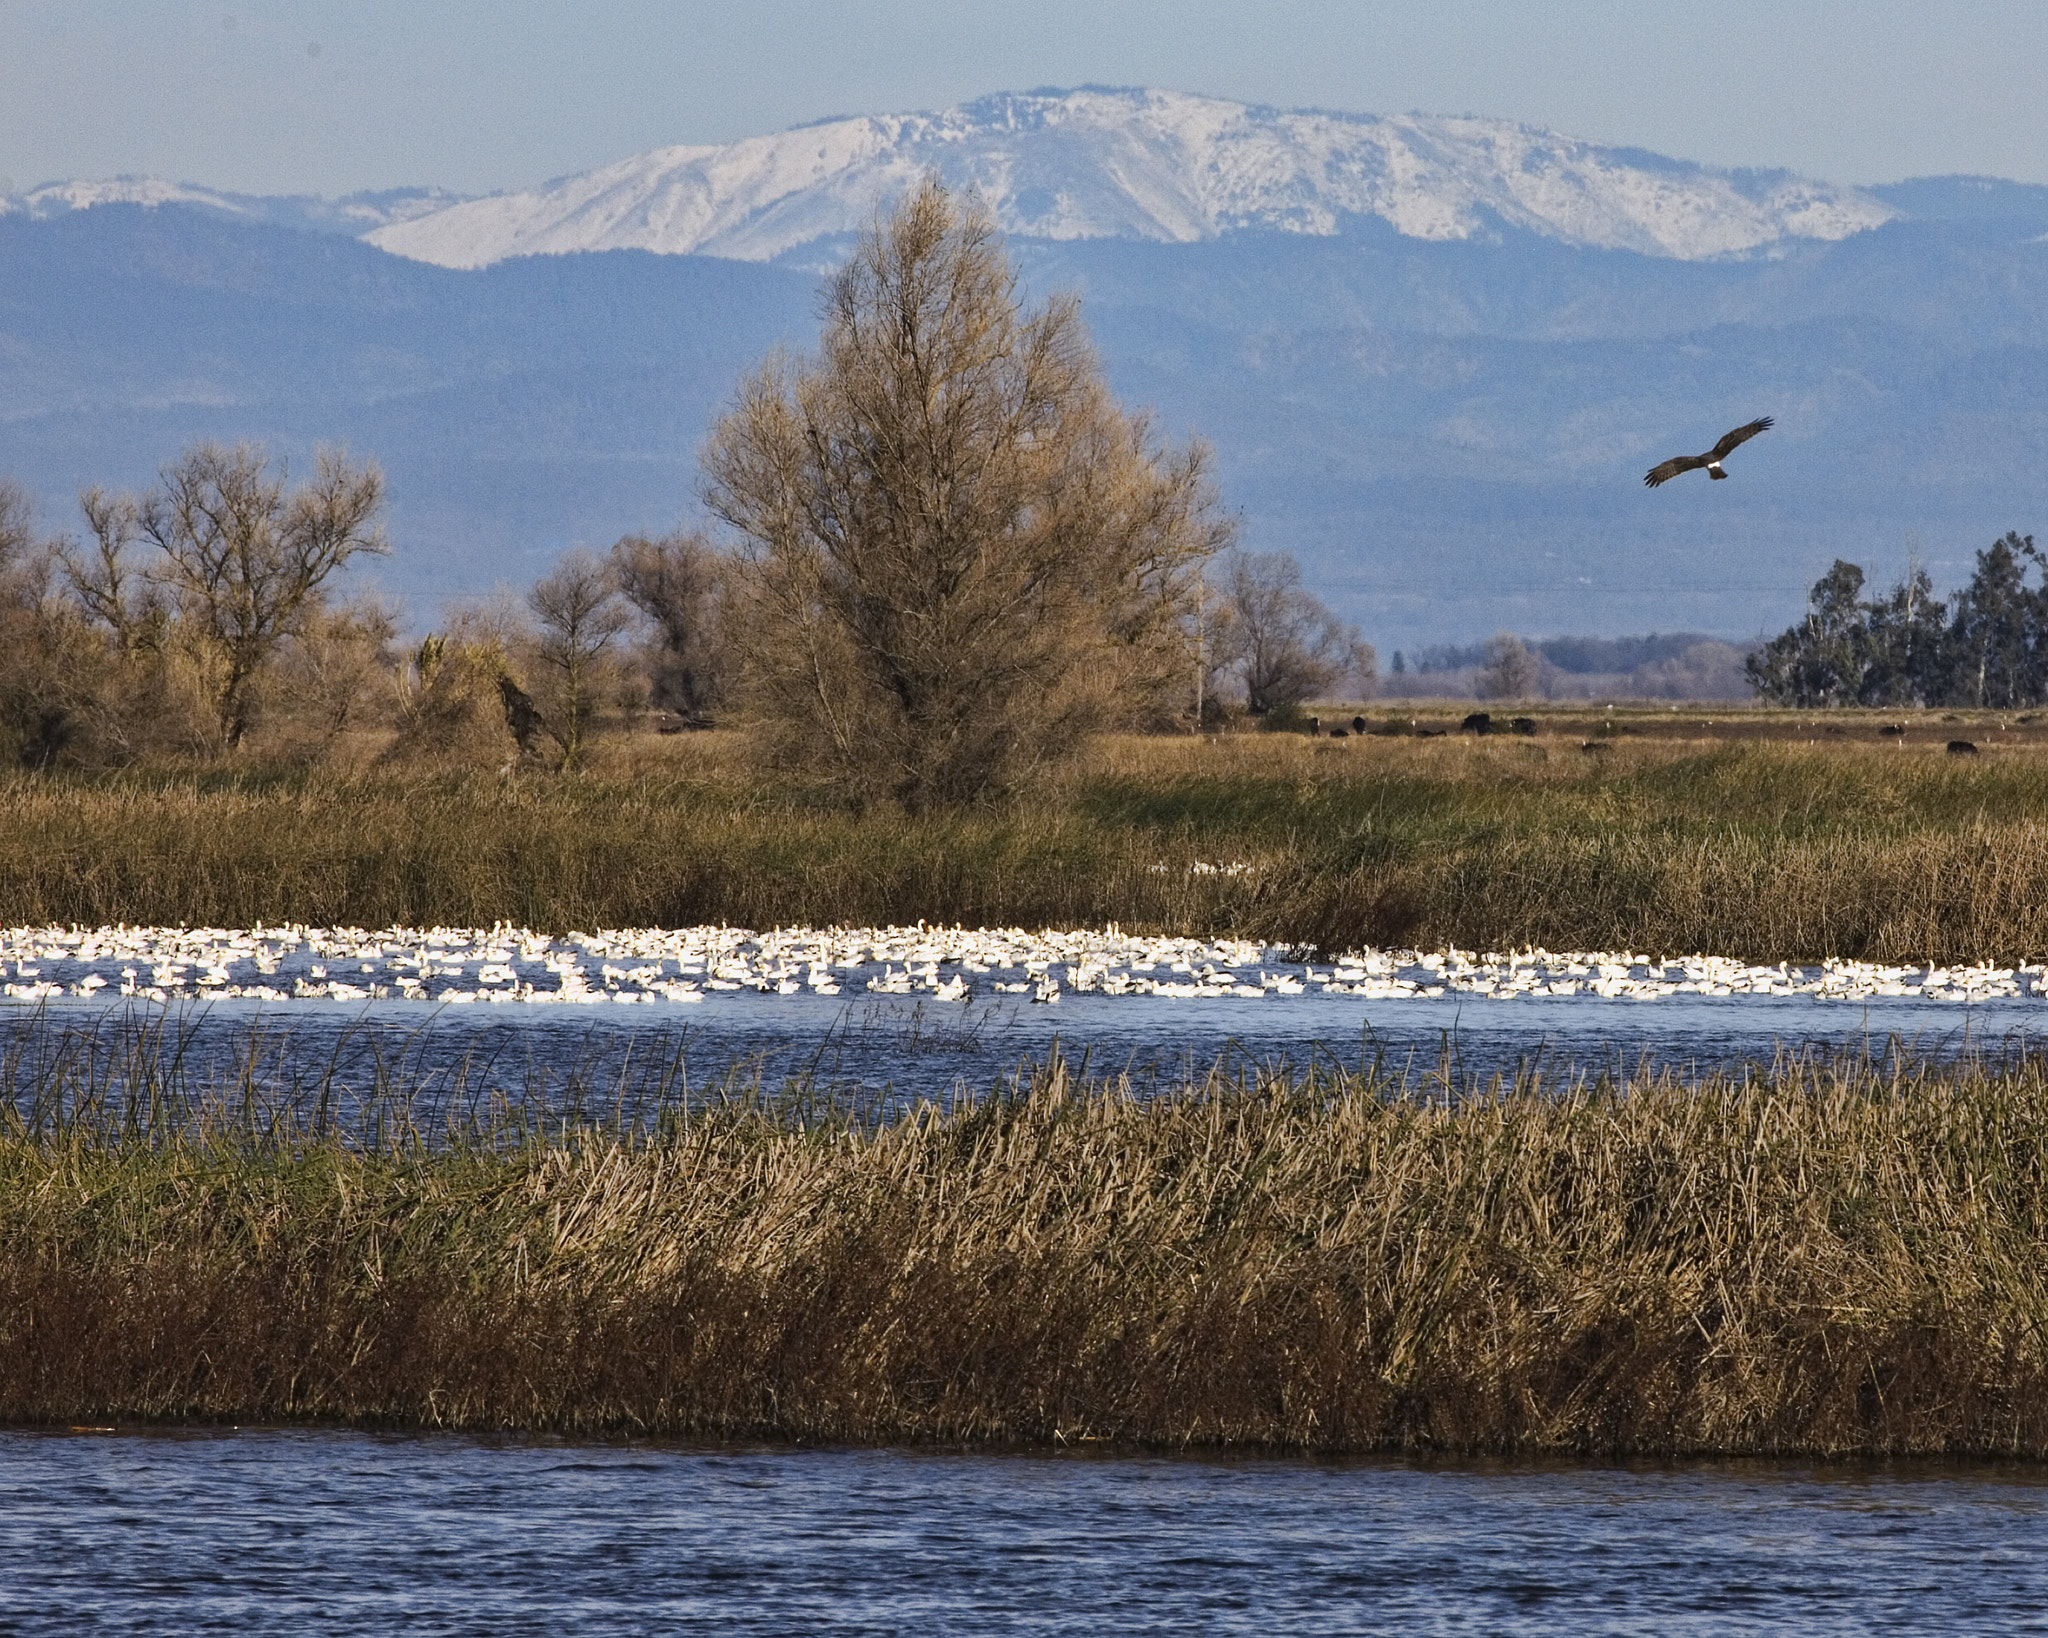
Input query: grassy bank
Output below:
<box><xmin>5</xmin><ymin>1051</ymin><xmax>2046</xmax><ymax>1456</ymax></box>
<box><xmin>6</xmin><ymin>730</ymin><xmax>2048</xmax><ymax>962</ymax></box>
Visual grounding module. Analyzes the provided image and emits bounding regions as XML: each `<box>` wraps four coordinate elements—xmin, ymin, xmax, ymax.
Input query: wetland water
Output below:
<box><xmin>11</xmin><ymin>924</ymin><xmax>2048</xmax><ymax>1629</ymax></box>
<box><xmin>7</xmin><ymin>922</ymin><xmax>2048</xmax><ymax>1109</ymax></box>
<box><xmin>2</xmin><ymin>1429</ymin><xmax>2043</xmax><ymax>1635</ymax></box>
<box><xmin>8</xmin><ymin>986</ymin><xmax>2045</xmax><ymax>1117</ymax></box>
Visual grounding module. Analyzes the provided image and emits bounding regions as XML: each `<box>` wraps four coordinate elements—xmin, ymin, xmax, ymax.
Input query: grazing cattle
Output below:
<box><xmin>1947</xmin><ymin>740</ymin><xmax>1980</xmax><ymax>756</ymax></box>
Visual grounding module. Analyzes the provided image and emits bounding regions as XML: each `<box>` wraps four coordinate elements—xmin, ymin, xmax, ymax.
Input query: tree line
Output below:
<box><xmin>1747</xmin><ymin>534</ymin><xmax>2046</xmax><ymax>708</ymax></box>
<box><xmin>0</xmin><ymin>180</ymin><xmax>1370</xmax><ymax>799</ymax></box>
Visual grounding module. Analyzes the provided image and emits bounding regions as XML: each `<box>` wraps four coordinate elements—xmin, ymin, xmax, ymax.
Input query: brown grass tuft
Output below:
<box><xmin>5</xmin><ymin>1053</ymin><xmax>2047</xmax><ymax>1456</ymax></box>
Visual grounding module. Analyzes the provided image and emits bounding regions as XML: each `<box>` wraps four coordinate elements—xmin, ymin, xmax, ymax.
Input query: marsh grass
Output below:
<box><xmin>4</xmin><ymin>1033</ymin><xmax>2046</xmax><ymax>1457</ymax></box>
<box><xmin>7</xmin><ymin>732</ymin><xmax>2048</xmax><ymax>960</ymax></box>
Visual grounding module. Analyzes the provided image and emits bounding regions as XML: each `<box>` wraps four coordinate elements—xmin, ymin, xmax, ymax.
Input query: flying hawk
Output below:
<box><xmin>1644</xmin><ymin>417</ymin><xmax>1774</xmax><ymax>487</ymax></box>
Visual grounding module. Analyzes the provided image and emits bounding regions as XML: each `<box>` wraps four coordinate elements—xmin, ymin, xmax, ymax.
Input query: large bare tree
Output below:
<box><xmin>703</xmin><ymin>177</ymin><xmax>1231</xmax><ymax>810</ymax></box>
<box><xmin>65</xmin><ymin>444</ymin><xmax>388</xmax><ymax>747</ymax></box>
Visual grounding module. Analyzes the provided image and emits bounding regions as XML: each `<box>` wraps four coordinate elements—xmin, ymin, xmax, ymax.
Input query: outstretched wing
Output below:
<box><xmin>1644</xmin><ymin>453</ymin><xmax>1707</xmax><ymax>488</ymax></box>
<box><xmin>1708</xmin><ymin>416</ymin><xmax>1774</xmax><ymax>461</ymax></box>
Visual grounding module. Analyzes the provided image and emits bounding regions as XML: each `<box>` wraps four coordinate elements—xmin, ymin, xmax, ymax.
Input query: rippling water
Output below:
<box><xmin>7</xmin><ymin>985</ymin><xmax>2045</xmax><ymax>1123</ymax></box>
<box><xmin>2</xmin><ymin>1429</ymin><xmax>2043</xmax><ymax>1635</ymax></box>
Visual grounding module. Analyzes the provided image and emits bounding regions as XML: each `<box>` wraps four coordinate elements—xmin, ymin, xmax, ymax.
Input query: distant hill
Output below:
<box><xmin>4</xmin><ymin>90</ymin><xmax>2047</xmax><ymax>648</ymax></box>
<box><xmin>1866</xmin><ymin>175</ymin><xmax>2048</xmax><ymax>235</ymax></box>
<box><xmin>0</xmin><ymin>207</ymin><xmax>818</xmax><ymax>609</ymax></box>
<box><xmin>0</xmin><ymin>175</ymin><xmax>469</xmax><ymax>235</ymax></box>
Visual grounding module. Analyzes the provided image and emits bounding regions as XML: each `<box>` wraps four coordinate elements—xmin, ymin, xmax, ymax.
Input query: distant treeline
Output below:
<box><xmin>1387</xmin><ymin>631</ymin><xmax>1753</xmax><ymax>703</ymax></box>
<box><xmin>1749</xmin><ymin>532</ymin><xmax>2046</xmax><ymax>709</ymax></box>
<box><xmin>1402</xmin><ymin>632</ymin><xmax>1733</xmax><ymax>676</ymax></box>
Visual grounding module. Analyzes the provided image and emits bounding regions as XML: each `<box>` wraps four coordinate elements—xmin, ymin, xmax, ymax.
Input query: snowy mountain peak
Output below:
<box><xmin>366</xmin><ymin>87</ymin><xmax>1896</xmax><ymax>269</ymax></box>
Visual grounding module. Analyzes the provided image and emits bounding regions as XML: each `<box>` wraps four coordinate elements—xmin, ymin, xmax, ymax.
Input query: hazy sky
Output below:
<box><xmin>5</xmin><ymin>0</ymin><xmax>2047</xmax><ymax>197</ymax></box>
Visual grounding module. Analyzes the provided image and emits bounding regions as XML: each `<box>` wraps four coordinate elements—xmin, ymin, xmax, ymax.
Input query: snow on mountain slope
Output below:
<box><xmin>0</xmin><ymin>177</ymin><xmax>470</xmax><ymax>235</ymax></box>
<box><xmin>367</xmin><ymin>87</ymin><xmax>1896</xmax><ymax>269</ymax></box>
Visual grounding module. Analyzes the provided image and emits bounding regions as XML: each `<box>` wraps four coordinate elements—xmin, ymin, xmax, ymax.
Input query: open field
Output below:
<box><xmin>1364</xmin><ymin>702</ymin><xmax>2048</xmax><ymax>746</ymax></box>
<box><xmin>4</xmin><ymin>1048</ymin><xmax>2045</xmax><ymax>1455</ymax></box>
<box><xmin>5</xmin><ymin>717</ymin><xmax>2048</xmax><ymax>963</ymax></box>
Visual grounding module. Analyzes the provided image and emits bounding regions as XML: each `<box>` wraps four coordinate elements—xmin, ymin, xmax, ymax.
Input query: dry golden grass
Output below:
<box><xmin>5</xmin><ymin>1052</ymin><xmax>2046</xmax><ymax>1455</ymax></box>
<box><xmin>6</xmin><ymin>731</ymin><xmax>2048</xmax><ymax>961</ymax></box>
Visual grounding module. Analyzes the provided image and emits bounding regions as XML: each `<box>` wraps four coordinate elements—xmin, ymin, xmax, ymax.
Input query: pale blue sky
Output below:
<box><xmin>5</xmin><ymin>0</ymin><xmax>2047</xmax><ymax>196</ymax></box>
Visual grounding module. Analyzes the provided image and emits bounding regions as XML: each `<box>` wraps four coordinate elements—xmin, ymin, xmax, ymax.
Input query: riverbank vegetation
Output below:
<box><xmin>4</xmin><ymin>1045</ymin><xmax>2044</xmax><ymax>1457</ymax></box>
<box><xmin>4</xmin><ymin>727</ymin><xmax>2048</xmax><ymax>964</ymax></box>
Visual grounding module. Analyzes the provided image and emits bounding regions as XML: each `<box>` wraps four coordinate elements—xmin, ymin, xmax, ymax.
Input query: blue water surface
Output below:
<box><xmin>8</xmin><ymin>986</ymin><xmax>2043</xmax><ymax>1124</ymax></box>
<box><xmin>1</xmin><ymin>1429</ymin><xmax>2043</xmax><ymax>1635</ymax></box>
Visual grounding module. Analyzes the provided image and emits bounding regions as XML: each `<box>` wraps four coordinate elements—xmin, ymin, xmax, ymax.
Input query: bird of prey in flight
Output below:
<box><xmin>1644</xmin><ymin>417</ymin><xmax>1774</xmax><ymax>487</ymax></box>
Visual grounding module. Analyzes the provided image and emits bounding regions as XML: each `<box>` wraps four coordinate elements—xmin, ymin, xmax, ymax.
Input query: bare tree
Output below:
<box><xmin>1476</xmin><ymin>632</ymin><xmax>1543</xmax><ymax>701</ymax></box>
<box><xmin>66</xmin><ymin>444</ymin><xmax>388</xmax><ymax>747</ymax></box>
<box><xmin>63</xmin><ymin>488</ymin><xmax>162</xmax><ymax>653</ymax></box>
<box><xmin>1221</xmin><ymin>551</ymin><xmax>1374</xmax><ymax>714</ymax></box>
<box><xmin>702</xmin><ymin>176</ymin><xmax>1230</xmax><ymax>810</ymax></box>
<box><xmin>0</xmin><ymin>480</ymin><xmax>79</xmax><ymax>769</ymax></box>
<box><xmin>0</xmin><ymin>481</ymin><xmax>26</xmax><ymax>554</ymax></box>
<box><xmin>527</xmin><ymin>548</ymin><xmax>629</xmax><ymax>766</ymax></box>
<box><xmin>0</xmin><ymin>479</ymin><xmax>46</xmax><ymax>608</ymax></box>
<box><xmin>609</xmin><ymin>531</ymin><xmax>733</xmax><ymax>725</ymax></box>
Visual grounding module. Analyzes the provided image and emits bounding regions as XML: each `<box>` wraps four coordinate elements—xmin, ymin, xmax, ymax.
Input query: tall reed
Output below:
<box><xmin>6</xmin><ymin>737</ymin><xmax>2048</xmax><ymax>960</ymax></box>
<box><xmin>5</xmin><ymin>1044</ymin><xmax>2046</xmax><ymax>1456</ymax></box>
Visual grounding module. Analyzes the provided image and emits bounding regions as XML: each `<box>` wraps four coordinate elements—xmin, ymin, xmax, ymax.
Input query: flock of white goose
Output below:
<box><xmin>0</xmin><ymin>925</ymin><xmax>2038</xmax><ymax>1008</ymax></box>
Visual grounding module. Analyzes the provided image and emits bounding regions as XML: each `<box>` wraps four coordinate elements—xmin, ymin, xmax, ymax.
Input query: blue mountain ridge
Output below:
<box><xmin>4</xmin><ymin>195</ymin><xmax>2046</xmax><ymax>647</ymax></box>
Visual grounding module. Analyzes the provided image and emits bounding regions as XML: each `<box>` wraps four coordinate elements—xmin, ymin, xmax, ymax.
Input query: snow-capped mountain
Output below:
<box><xmin>0</xmin><ymin>176</ymin><xmax>470</xmax><ymax>235</ymax></box>
<box><xmin>365</xmin><ymin>87</ymin><xmax>1896</xmax><ymax>270</ymax></box>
